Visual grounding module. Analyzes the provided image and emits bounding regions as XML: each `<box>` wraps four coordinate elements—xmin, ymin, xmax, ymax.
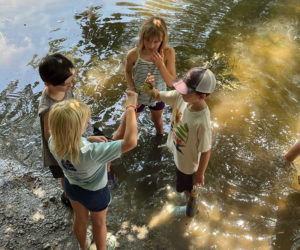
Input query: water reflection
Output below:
<box><xmin>273</xmin><ymin>192</ymin><xmax>300</xmax><ymax>249</ymax></box>
<box><xmin>0</xmin><ymin>0</ymin><xmax>300</xmax><ymax>249</ymax></box>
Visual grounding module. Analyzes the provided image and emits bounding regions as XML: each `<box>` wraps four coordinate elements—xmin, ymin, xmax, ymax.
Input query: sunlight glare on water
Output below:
<box><xmin>0</xmin><ymin>0</ymin><xmax>299</xmax><ymax>249</ymax></box>
<box><xmin>212</xmin><ymin>17</ymin><xmax>300</xmax><ymax>131</ymax></box>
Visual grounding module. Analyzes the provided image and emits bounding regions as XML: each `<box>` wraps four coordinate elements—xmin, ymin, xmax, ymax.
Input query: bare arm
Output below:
<box><xmin>125</xmin><ymin>49</ymin><xmax>138</xmax><ymax>92</ymax></box>
<box><xmin>112</xmin><ymin>112</ymin><xmax>126</xmax><ymax>141</ymax></box>
<box><xmin>120</xmin><ymin>91</ymin><xmax>138</xmax><ymax>153</ymax></box>
<box><xmin>143</xmin><ymin>74</ymin><xmax>162</xmax><ymax>102</ymax></box>
<box><xmin>152</xmin><ymin>46</ymin><xmax>176</xmax><ymax>87</ymax></box>
<box><xmin>86</xmin><ymin>136</ymin><xmax>108</xmax><ymax>143</ymax></box>
<box><xmin>121</xmin><ymin>108</ymin><xmax>138</xmax><ymax>153</ymax></box>
<box><xmin>151</xmin><ymin>88</ymin><xmax>162</xmax><ymax>102</ymax></box>
<box><xmin>193</xmin><ymin>150</ymin><xmax>211</xmax><ymax>186</ymax></box>
<box><xmin>284</xmin><ymin>141</ymin><xmax>300</xmax><ymax>163</ymax></box>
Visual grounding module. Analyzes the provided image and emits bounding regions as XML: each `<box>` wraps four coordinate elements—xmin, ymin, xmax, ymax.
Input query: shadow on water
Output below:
<box><xmin>273</xmin><ymin>192</ymin><xmax>300</xmax><ymax>249</ymax></box>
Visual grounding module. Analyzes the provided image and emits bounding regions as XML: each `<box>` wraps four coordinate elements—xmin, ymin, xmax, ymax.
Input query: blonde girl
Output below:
<box><xmin>48</xmin><ymin>93</ymin><xmax>138</xmax><ymax>250</ymax></box>
<box><xmin>124</xmin><ymin>16</ymin><xmax>176</xmax><ymax>135</ymax></box>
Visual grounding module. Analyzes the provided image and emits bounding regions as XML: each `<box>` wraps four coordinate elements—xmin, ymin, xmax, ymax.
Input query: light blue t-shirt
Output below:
<box><xmin>49</xmin><ymin>137</ymin><xmax>122</xmax><ymax>191</ymax></box>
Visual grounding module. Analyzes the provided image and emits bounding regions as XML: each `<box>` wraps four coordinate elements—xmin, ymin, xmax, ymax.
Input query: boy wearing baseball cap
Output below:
<box><xmin>150</xmin><ymin>67</ymin><xmax>216</xmax><ymax>216</ymax></box>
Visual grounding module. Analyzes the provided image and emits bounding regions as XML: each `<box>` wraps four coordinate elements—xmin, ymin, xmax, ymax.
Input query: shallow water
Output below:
<box><xmin>0</xmin><ymin>0</ymin><xmax>300</xmax><ymax>249</ymax></box>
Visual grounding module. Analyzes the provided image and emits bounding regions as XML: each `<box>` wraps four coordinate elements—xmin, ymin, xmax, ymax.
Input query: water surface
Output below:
<box><xmin>0</xmin><ymin>0</ymin><xmax>300</xmax><ymax>249</ymax></box>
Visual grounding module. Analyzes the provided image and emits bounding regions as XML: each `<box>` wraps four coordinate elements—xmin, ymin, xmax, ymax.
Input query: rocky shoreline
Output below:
<box><xmin>0</xmin><ymin>158</ymin><xmax>78</xmax><ymax>249</ymax></box>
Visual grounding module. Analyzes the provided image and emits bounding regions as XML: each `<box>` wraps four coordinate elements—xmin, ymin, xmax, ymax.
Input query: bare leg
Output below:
<box><xmin>284</xmin><ymin>141</ymin><xmax>300</xmax><ymax>163</ymax></box>
<box><xmin>112</xmin><ymin>111</ymin><xmax>140</xmax><ymax>140</ymax></box>
<box><xmin>90</xmin><ymin>208</ymin><xmax>108</xmax><ymax>250</ymax></box>
<box><xmin>107</xmin><ymin>162</ymin><xmax>111</xmax><ymax>172</ymax></box>
<box><xmin>110</xmin><ymin>111</ymin><xmax>138</xmax><ymax>178</ymax></box>
<box><xmin>150</xmin><ymin>109</ymin><xmax>164</xmax><ymax>135</ymax></box>
<box><xmin>60</xmin><ymin>177</ymin><xmax>64</xmax><ymax>189</ymax></box>
<box><xmin>70</xmin><ymin>200</ymin><xmax>89</xmax><ymax>250</ymax></box>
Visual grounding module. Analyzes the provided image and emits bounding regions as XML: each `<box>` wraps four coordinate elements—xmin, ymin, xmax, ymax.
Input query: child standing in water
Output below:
<box><xmin>48</xmin><ymin>92</ymin><xmax>138</xmax><ymax>250</ymax></box>
<box><xmin>124</xmin><ymin>16</ymin><xmax>176</xmax><ymax>135</ymax></box>
<box><xmin>38</xmin><ymin>53</ymin><xmax>75</xmax><ymax>208</ymax></box>
<box><xmin>148</xmin><ymin>67</ymin><xmax>216</xmax><ymax>216</ymax></box>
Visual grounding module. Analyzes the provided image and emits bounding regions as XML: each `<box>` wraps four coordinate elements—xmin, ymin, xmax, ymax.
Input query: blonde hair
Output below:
<box><xmin>137</xmin><ymin>16</ymin><xmax>168</xmax><ymax>53</ymax></box>
<box><xmin>49</xmin><ymin>99</ymin><xmax>90</xmax><ymax>164</ymax></box>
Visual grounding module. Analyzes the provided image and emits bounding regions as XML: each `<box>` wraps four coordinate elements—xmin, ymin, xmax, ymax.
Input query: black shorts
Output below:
<box><xmin>49</xmin><ymin>165</ymin><xmax>64</xmax><ymax>178</ymax></box>
<box><xmin>136</xmin><ymin>101</ymin><xmax>165</xmax><ymax>113</ymax></box>
<box><xmin>176</xmin><ymin>168</ymin><xmax>193</xmax><ymax>193</ymax></box>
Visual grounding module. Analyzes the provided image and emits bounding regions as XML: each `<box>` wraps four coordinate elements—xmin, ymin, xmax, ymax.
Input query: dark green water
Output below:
<box><xmin>0</xmin><ymin>0</ymin><xmax>300</xmax><ymax>249</ymax></box>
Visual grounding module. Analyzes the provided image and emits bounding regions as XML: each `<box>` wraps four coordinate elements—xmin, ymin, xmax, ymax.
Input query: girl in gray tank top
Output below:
<box><xmin>124</xmin><ymin>16</ymin><xmax>176</xmax><ymax>135</ymax></box>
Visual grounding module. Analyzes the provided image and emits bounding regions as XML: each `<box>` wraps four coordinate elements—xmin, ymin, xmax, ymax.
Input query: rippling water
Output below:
<box><xmin>0</xmin><ymin>0</ymin><xmax>299</xmax><ymax>249</ymax></box>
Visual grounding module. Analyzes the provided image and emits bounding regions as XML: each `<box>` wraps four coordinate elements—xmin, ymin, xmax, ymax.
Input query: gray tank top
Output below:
<box><xmin>133</xmin><ymin>55</ymin><xmax>166</xmax><ymax>106</ymax></box>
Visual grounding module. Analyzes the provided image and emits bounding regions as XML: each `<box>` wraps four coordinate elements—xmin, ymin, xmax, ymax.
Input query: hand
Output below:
<box><xmin>87</xmin><ymin>136</ymin><xmax>108</xmax><ymax>143</ymax></box>
<box><xmin>152</xmin><ymin>50</ymin><xmax>164</xmax><ymax>69</ymax></box>
<box><xmin>125</xmin><ymin>90</ymin><xmax>138</xmax><ymax>107</ymax></box>
<box><xmin>193</xmin><ymin>172</ymin><xmax>205</xmax><ymax>186</ymax></box>
<box><xmin>151</xmin><ymin>88</ymin><xmax>160</xmax><ymax>100</ymax></box>
<box><xmin>145</xmin><ymin>72</ymin><xmax>155</xmax><ymax>87</ymax></box>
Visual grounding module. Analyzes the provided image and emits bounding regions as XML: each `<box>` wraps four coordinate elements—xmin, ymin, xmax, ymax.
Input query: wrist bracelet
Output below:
<box><xmin>126</xmin><ymin>104</ymin><xmax>137</xmax><ymax>112</ymax></box>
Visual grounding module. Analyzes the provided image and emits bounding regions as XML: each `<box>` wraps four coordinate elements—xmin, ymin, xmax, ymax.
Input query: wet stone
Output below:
<box><xmin>18</xmin><ymin>229</ymin><xmax>25</xmax><ymax>235</ymax></box>
<box><xmin>42</xmin><ymin>243</ymin><xmax>52</xmax><ymax>249</ymax></box>
<box><xmin>49</xmin><ymin>196</ymin><xmax>56</xmax><ymax>202</ymax></box>
<box><xmin>5</xmin><ymin>211</ymin><xmax>13</xmax><ymax>218</ymax></box>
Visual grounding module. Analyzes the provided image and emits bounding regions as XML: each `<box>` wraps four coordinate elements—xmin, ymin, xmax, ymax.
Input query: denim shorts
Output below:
<box><xmin>176</xmin><ymin>168</ymin><xmax>193</xmax><ymax>193</ymax></box>
<box><xmin>136</xmin><ymin>101</ymin><xmax>165</xmax><ymax>113</ymax></box>
<box><xmin>64</xmin><ymin>177</ymin><xmax>111</xmax><ymax>212</ymax></box>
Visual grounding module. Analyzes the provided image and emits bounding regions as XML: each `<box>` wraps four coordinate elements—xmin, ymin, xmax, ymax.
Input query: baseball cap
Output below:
<box><xmin>173</xmin><ymin>67</ymin><xmax>216</xmax><ymax>95</ymax></box>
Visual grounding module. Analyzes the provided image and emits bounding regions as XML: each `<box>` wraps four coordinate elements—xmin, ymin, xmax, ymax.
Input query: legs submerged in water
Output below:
<box><xmin>150</xmin><ymin>109</ymin><xmax>164</xmax><ymax>135</ymax></box>
<box><xmin>113</xmin><ymin>106</ymin><xmax>164</xmax><ymax>138</ymax></box>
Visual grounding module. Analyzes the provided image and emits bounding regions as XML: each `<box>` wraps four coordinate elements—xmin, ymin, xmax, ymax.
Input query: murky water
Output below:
<box><xmin>1</xmin><ymin>0</ymin><xmax>300</xmax><ymax>249</ymax></box>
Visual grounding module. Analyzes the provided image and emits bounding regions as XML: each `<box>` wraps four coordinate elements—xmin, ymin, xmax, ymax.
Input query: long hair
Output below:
<box><xmin>49</xmin><ymin>99</ymin><xmax>90</xmax><ymax>164</ymax></box>
<box><xmin>137</xmin><ymin>16</ymin><xmax>168</xmax><ymax>53</ymax></box>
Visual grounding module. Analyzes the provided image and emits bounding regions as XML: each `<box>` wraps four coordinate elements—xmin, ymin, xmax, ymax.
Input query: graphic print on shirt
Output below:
<box><xmin>61</xmin><ymin>159</ymin><xmax>77</xmax><ymax>171</ymax></box>
<box><xmin>171</xmin><ymin>109</ymin><xmax>189</xmax><ymax>154</ymax></box>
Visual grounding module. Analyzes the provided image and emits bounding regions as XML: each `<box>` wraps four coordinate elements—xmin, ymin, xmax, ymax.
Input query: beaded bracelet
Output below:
<box><xmin>126</xmin><ymin>104</ymin><xmax>137</xmax><ymax>112</ymax></box>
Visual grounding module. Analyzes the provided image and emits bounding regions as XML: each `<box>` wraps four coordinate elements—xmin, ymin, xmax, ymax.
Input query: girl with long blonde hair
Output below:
<box><xmin>49</xmin><ymin>99</ymin><xmax>89</xmax><ymax>164</ymax></box>
<box><xmin>123</xmin><ymin>16</ymin><xmax>176</xmax><ymax>136</ymax></box>
<box><xmin>48</xmin><ymin>92</ymin><xmax>138</xmax><ymax>250</ymax></box>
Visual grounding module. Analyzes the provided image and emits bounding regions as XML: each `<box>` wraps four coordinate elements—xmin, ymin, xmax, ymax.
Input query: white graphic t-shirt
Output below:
<box><xmin>160</xmin><ymin>90</ymin><xmax>212</xmax><ymax>174</ymax></box>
